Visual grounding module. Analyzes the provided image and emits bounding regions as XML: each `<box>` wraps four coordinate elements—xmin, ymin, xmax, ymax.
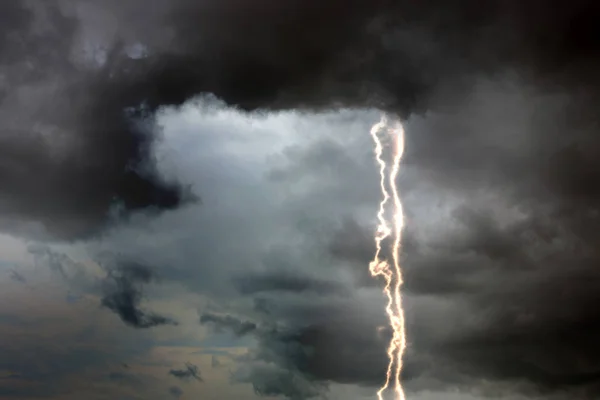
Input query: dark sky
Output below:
<box><xmin>1</xmin><ymin>1</ymin><xmax>600</xmax><ymax>399</ymax></box>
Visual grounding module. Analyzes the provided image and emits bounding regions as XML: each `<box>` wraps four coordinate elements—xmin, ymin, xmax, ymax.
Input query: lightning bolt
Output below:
<box><xmin>368</xmin><ymin>114</ymin><xmax>407</xmax><ymax>400</ymax></box>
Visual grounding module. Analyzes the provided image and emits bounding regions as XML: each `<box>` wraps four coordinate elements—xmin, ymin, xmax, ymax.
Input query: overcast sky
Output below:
<box><xmin>2</xmin><ymin>1</ymin><xmax>600</xmax><ymax>400</ymax></box>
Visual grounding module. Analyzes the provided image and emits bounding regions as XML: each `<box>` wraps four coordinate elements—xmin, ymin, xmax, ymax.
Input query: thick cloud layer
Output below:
<box><xmin>3</xmin><ymin>0</ymin><xmax>600</xmax><ymax>240</ymax></box>
<box><xmin>130</xmin><ymin>98</ymin><xmax>600</xmax><ymax>399</ymax></box>
<box><xmin>76</xmin><ymin>0</ymin><xmax>600</xmax><ymax>113</ymax></box>
<box><xmin>7</xmin><ymin>97</ymin><xmax>600</xmax><ymax>399</ymax></box>
<box><xmin>235</xmin><ymin>80</ymin><xmax>600</xmax><ymax>398</ymax></box>
<box><xmin>3</xmin><ymin>1</ymin><xmax>600</xmax><ymax>399</ymax></box>
<box><xmin>0</xmin><ymin>2</ymin><xmax>193</xmax><ymax>240</ymax></box>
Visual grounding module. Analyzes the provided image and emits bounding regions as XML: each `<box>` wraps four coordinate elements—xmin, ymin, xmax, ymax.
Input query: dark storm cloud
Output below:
<box><xmin>307</xmin><ymin>78</ymin><xmax>600</xmax><ymax>398</ymax></box>
<box><xmin>0</xmin><ymin>2</ymin><xmax>193</xmax><ymax>240</ymax></box>
<box><xmin>5</xmin><ymin>0</ymin><xmax>600</xmax><ymax>399</ymax></box>
<box><xmin>100</xmin><ymin>260</ymin><xmax>177</xmax><ymax>329</ymax></box>
<box><xmin>200</xmin><ymin>297</ymin><xmax>390</xmax><ymax>398</ymax></box>
<box><xmin>3</xmin><ymin>0</ymin><xmax>599</xmax><ymax>241</ymax></box>
<box><xmin>179</xmin><ymin>72</ymin><xmax>600</xmax><ymax>398</ymax></box>
<box><xmin>168</xmin><ymin>362</ymin><xmax>202</xmax><ymax>382</ymax></box>
<box><xmin>102</xmin><ymin>7</ymin><xmax>600</xmax><ymax>395</ymax></box>
<box><xmin>91</xmin><ymin>0</ymin><xmax>600</xmax><ymax>116</ymax></box>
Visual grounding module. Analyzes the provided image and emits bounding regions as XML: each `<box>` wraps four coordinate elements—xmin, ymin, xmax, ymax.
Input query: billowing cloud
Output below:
<box><xmin>12</xmin><ymin>96</ymin><xmax>600</xmax><ymax>399</ymax></box>
<box><xmin>0</xmin><ymin>2</ymin><xmax>193</xmax><ymax>240</ymax></box>
<box><xmin>2</xmin><ymin>0</ymin><xmax>599</xmax><ymax>241</ymax></box>
<box><xmin>3</xmin><ymin>1</ymin><xmax>600</xmax><ymax>399</ymax></box>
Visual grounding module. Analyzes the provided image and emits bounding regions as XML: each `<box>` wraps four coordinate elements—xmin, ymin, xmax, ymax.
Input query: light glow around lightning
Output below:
<box><xmin>368</xmin><ymin>115</ymin><xmax>407</xmax><ymax>400</ymax></box>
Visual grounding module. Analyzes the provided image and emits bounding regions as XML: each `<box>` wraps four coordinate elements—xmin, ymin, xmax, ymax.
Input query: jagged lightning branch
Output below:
<box><xmin>369</xmin><ymin>115</ymin><xmax>407</xmax><ymax>400</ymax></box>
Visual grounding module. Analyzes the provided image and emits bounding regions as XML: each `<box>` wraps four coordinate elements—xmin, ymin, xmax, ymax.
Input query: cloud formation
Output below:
<box><xmin>136</xmin><ymin>97</ymin><xmax>600</xmax><ymax>400</ymax></box>
<box><xmin>29</xmin><ymin>243</ymin><xmax>177</xmax><ymax>329</ymax></box>
<box><xmin>3</xmin><ymin>1</ymin><xmax>600</xmax><ymax>400</ymax></box>
<box><xmin>169</xmin><ymin>362</ymin><xmax>202</xmax><ymax>382</ymax></box>
<box><xmin>99</xmin><ymin>259</ymin><xmax>178</xmax><ymax>329</ymax></box>
<box><xmin>3</xmin><ymin>0</ymin><xmax>599</xmax><ymax>241</ymax></box>
<box><xmin>0</xmin><ymin>2</ymin><xmax>193</xmax><ymax>240</ymax></box>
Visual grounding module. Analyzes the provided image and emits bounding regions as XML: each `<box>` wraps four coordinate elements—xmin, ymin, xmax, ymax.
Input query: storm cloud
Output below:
<box><xmin>0</xmin><ymin>2</ymin><xmax>193</xmax><ymax>240</ymax></box>
<box><xmin>2</xmin><ymin>0</ymin><xmax>600</xmax><ymax>241</ymax></box>
<box><xmin>3</xmin><ymin>1</ymin><xmax>600</xmax><ymax>400</ymax></box>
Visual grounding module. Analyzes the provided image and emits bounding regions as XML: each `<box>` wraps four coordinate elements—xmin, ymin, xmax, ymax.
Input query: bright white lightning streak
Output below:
<box><xmin>368</xmin><ymin>115</ymin><xmax>406</xmax><ymax>400</ymax></box>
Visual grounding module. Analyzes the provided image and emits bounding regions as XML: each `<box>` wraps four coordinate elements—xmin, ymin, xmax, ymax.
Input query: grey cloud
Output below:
<box><xmin>0</xmin><ymin>322</ymin><xmax>155</xmax><ymax>398</ymax></box>
<box><xmin>15</xmin><ymin>31</ymin><xmax>600</xmax><ymax>397</ymax></box>
<box><xmin>88</xmin><ymin>109</ymin><xmax>381</xmax><ymax>305</ymax></box>
<box><xmin>107</xmin><ymin>371</ymin><xmax>142</xmax><ymax>386</ymax></box>
<box><xmin>232</xmin><ymin>363</ymin><xmax>324</xmax><ymax>400</ymax></box>
<box><xmin>169</xmin><ymin>74</ymin><xmax>600</xmax><ymax>399</ymax></box>
<box><xmin>169</xmin><ymin>362</ymin><xmax>202</xmax><ymax>382</ymax></box>
<box><xmin>168</xmin><ymin>386</ymin><xmax>183</xmax><ymax>399</ymax></box>
<box><xmin>28</xmin><ymin>243</ymin><xmax>85</xmax><ymax>281</ymax></box>
<box><xmin>29</xmin><ymin>244</ymin><xmax>177</xmax><ymax>329</ymax></box>
<box><xmin>328</xmin><ymin>218</ymin><xmax>375</xmax><ymax>267</ymax></box>
<box><xmin>200</xmin><ymin>297</ymin><xmax>390</xmax><ymax>394</ymax></box>
<box><xmin>200</xmin><ymin>313</ymin><xmax>257</xmax><ymax>337</ymax></box>
<box><xmin>100</xmin><ymin>260</ymin><xmax>178</xmax><ymax>329</ymax></box>
<box><xmin>308</xmin><ymin>79</ymin><xmax>600</xmax><ymax>397</ymax></box>
<box><xmin>1</xmin><ymin>0</ymin><xmax>599</xmax><ymax>244</ymax></box>
<box><xmin>233</xmin><ymin>270</ymin><xmax>350</xmax><ymax>297</ymax></box>
<box><xmin>8</xmin><ymin>269</ymin><xmax>26</xmax><ymax>284</ymax></box>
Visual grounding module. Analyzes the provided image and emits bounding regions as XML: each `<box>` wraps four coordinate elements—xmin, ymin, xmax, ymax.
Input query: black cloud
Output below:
<box><xmin>319</xmin><ymin>80</ymin><xmax>600</xmax><ymax>398</ymax></box>
<box><xmin>0</xmin><ymin>2</ymin><xmax>193</xmax><ymax>240</ymax></box>
<box><xmin>3</xmin><ymin>0</ymin><xmax>600</xmax><ymax>240</ymax></box>
<box><xmin>5</xmin><ymin>0</ymin><xmax>600</xmax><ymax>399</ymax></box>
<box><xmin>90</xmin><ymin>0</ymin><xmax>600</xmax><ymax>116</ymax></box>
